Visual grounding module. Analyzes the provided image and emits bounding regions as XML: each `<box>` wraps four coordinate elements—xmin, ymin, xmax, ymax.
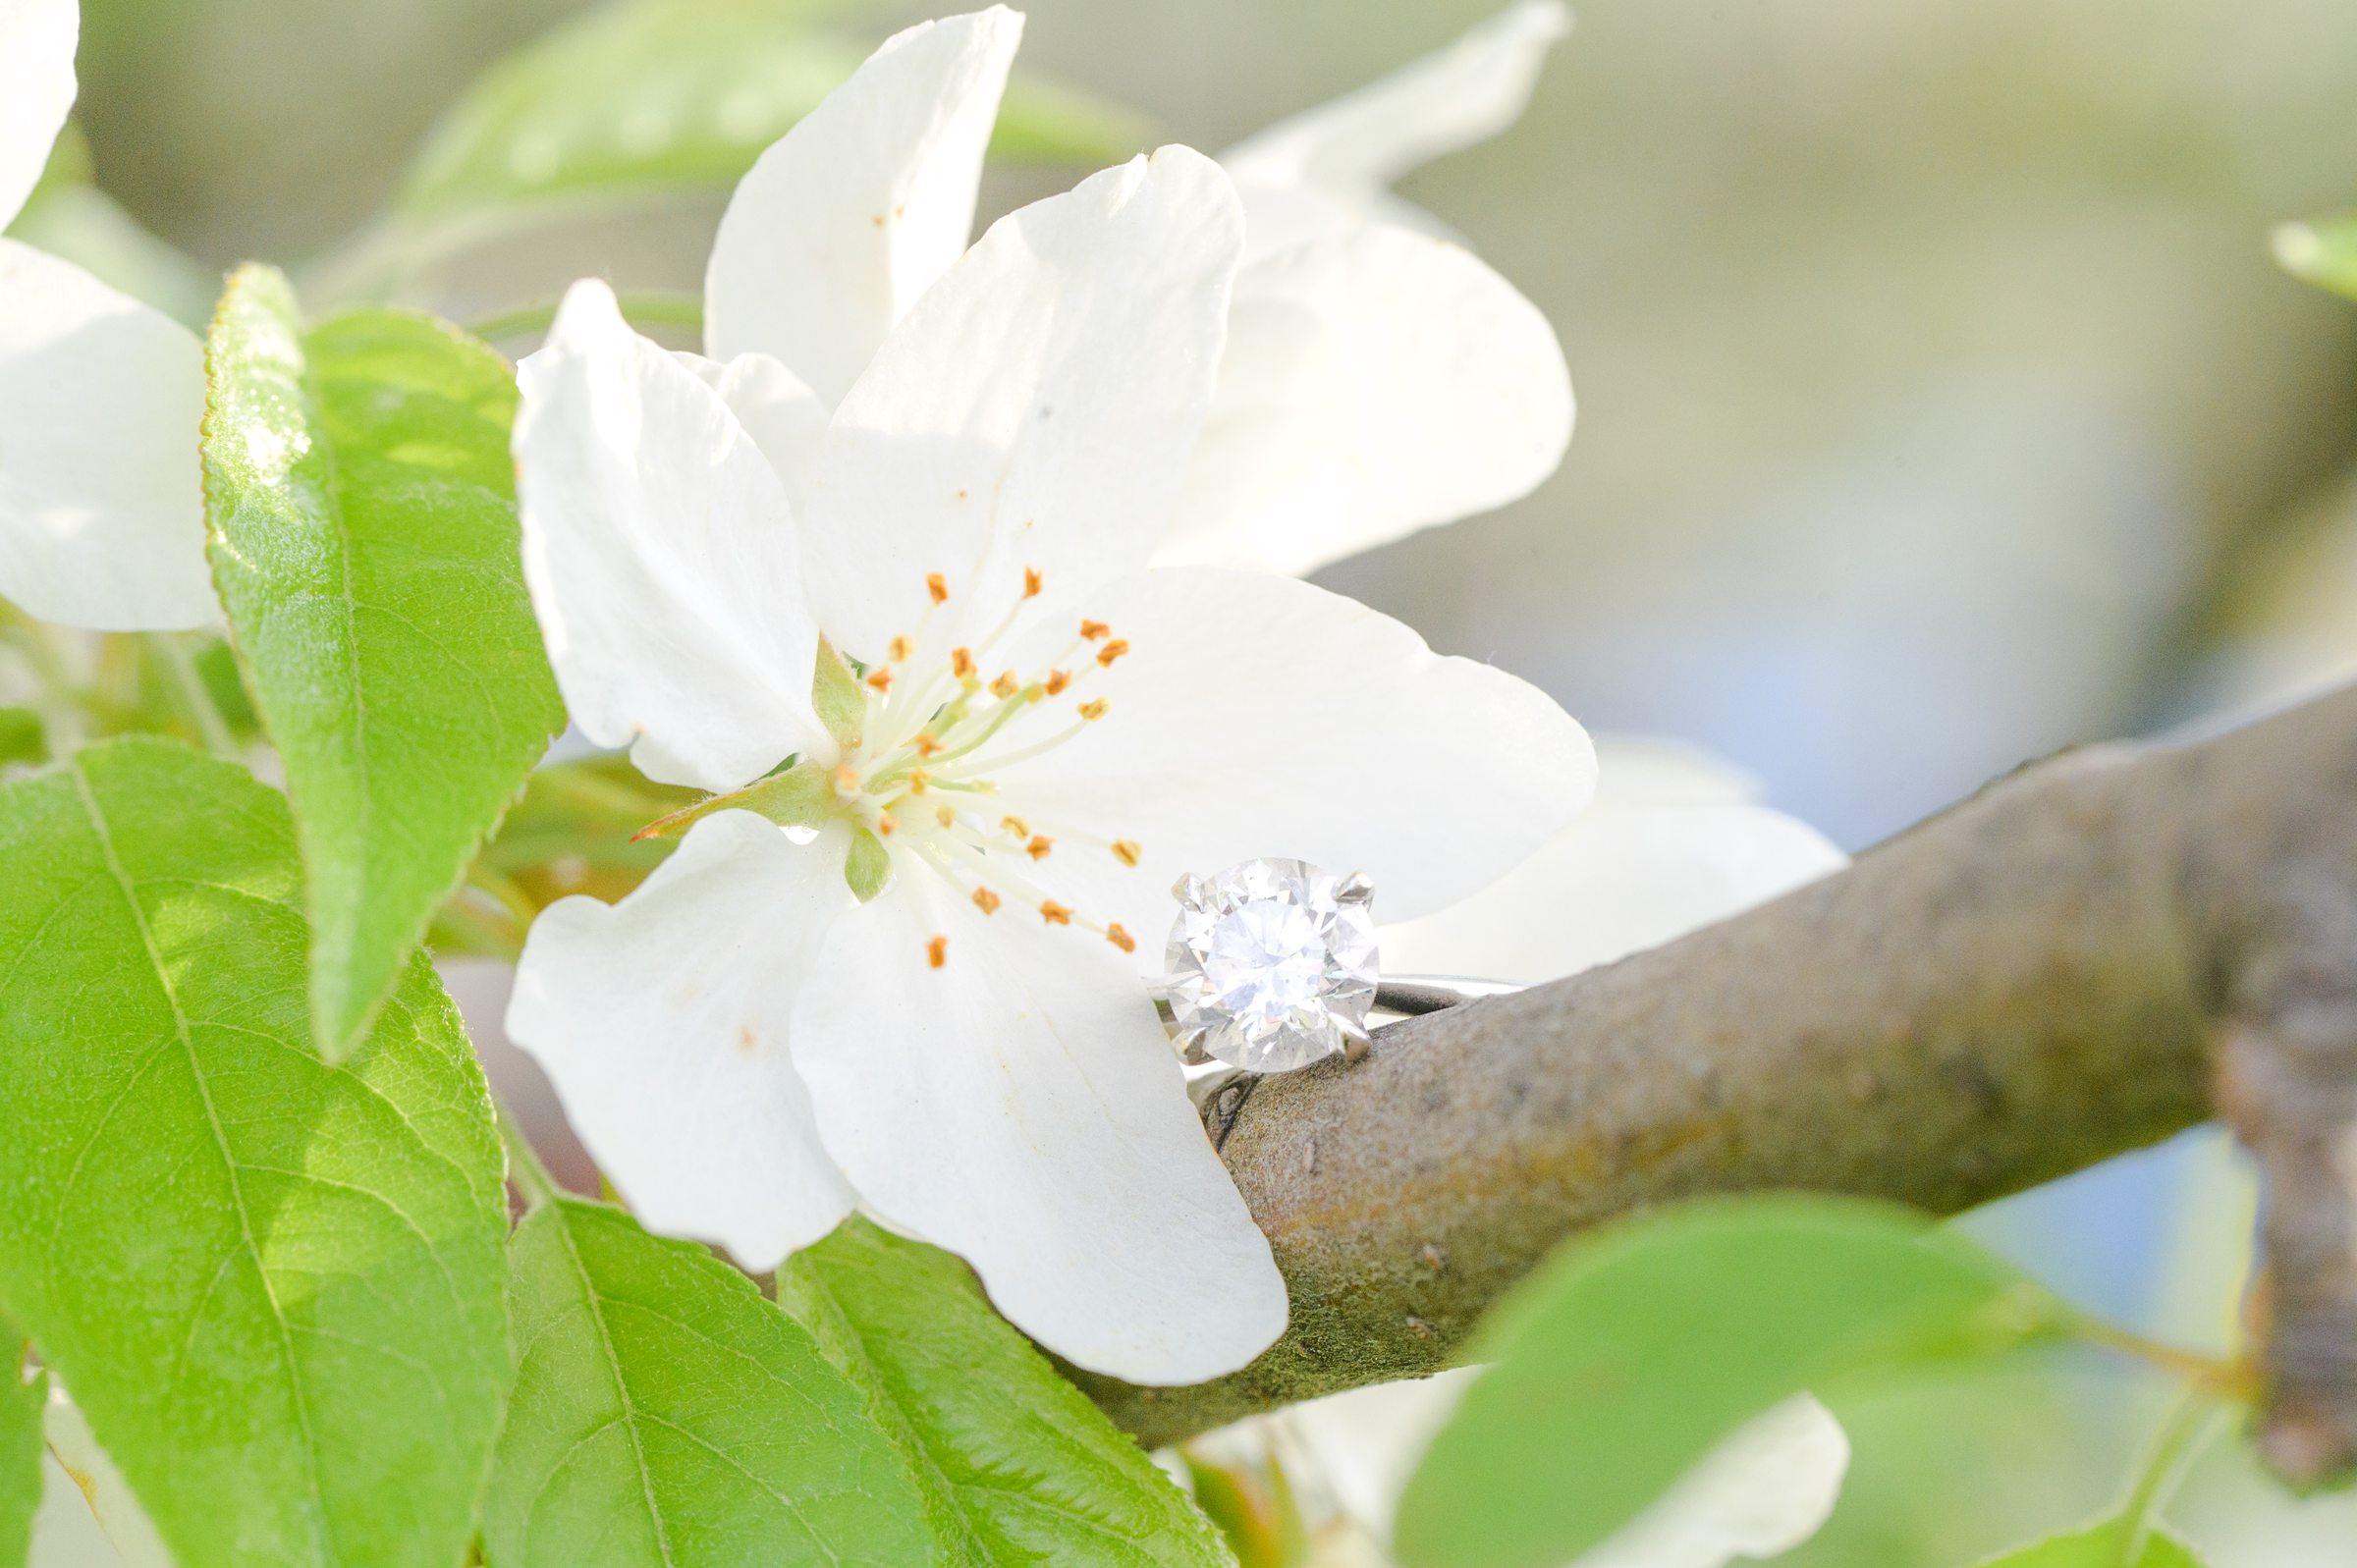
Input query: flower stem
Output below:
<box><xmin>2115</xmin><ymin>1390</ymin><xmax>2218</xmax><ymax>1561</ymax></box>
<box><xmin>2068</xmin><ymin>1313</ymin><xmax>2260</xmax><ymax>1399</ymax></box>
<box><xmin>146</xmin><ymin>633</ymin><xmax>238</xmax><ymax>758</ymax></box>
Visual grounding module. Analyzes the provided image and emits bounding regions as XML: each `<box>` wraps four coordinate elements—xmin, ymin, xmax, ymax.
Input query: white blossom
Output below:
<box><xmin>504</xmin><ymin>18</ymin><xmax>1596</xmax><ymax>1385</ymax></box>
<box><xmin>0</xmin><ymin>0</ymin><xmax>213</xmax><ymax>630</ymax></box>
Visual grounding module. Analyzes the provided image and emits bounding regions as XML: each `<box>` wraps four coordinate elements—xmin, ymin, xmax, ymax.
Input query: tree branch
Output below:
<box><xmin>1081</xmin><ymin>683</ymin><xmax>2357</xmax><ymax>1483</ymax></box>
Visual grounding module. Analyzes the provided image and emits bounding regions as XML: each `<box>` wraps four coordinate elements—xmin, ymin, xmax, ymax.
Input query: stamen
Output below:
<box><xmin>989</xmin><ymin>671</ymin><xmax>1018</xmax><ymax>698</ymax></box>
<box><xmin>1080</xmin><ymin>620</ymin><xmax>1110</xmax><ymax>641</ymax></box>
<box><xmin>907</xmin><ymin>770</ymin><xmax>930</xmax><ymax>793</ymax></box>
<box><xmin>1039</xmin><ymin>901</ymin><xmax>1072</xmax><ymax>926</ymax></box>
<box><xmin>1078</xmin><ymin>699</ymin><xmax>1110</xmax><ymax>722</ymax></box>
<box><xmin>1025</xmin><ymin>835</ymin><xmax>1053</xmax><ymax>861</ymax></box>
<box><xmin>936</xmin><ymin>805</ymin><xmax>958</xmax><ymax>828</ymax></box>
<box><xmin>1000</xmin><ymin>815</ymin><xmax>1031</xmax><ymax>838</ymax></box>
<box><xmin>927</xmin><ymin>572</ymin><xmax>950</xmax><ymax>605</ymax></box>
<box><xmin>1105</xmin><ymin>923</ymin><xmax>1135</xmax><ymax>953</ymax></box>
<box><xmin>866</xmin><ymin>668</ymin><xmax>893</xmax><ymax>691</ymax></box>
<box><xmin>916</xmin><ymin>733</ymin><xmax>943</xmax><ymax>757</ymax></box>
<box><xmin>1023</xmin><ymin>567</ymin><xmax>1044</xmax><ymax>598</ymax></box>
<box><xmin>876</xmin><ymin>812</ymin><xmax>896</xmax><ymax>837</ymax></box>
<box><xmin>952</xmin><ymin>647</ymin><xmax>975</xmax><ymax>678</ymax></box>
<box><xmin>1112</xmin><ymin>839</ymin><xmax>1141</xmax><ymax>867</ymax></box>
<box><xmin>972</xmin><ymin>888</ymin><xmax>1002</xmax><ymax>914</ymax></box>
<box><xmin>927</xmin><ymin>935</ymin><xmax>949</xmax><ymax>968</ymax></box>
<box><xmin>889</xmin><ymin>635</ymin><xmax>911</xmax><ymax>662</ymax></box>
<box><xmin>1095</xmin><ymin>638</ymin><xmax>1130</xmax><ymax>668</ymax></box>
<box><xmin>834</xmin><ymin>763</ymin><xmax>860</xmax><ymax>795</ymax></box>
<box><xmin>1044</xmin><ymin>670</ymin><xmax>1071</xmax><ymax>695</ymax></box>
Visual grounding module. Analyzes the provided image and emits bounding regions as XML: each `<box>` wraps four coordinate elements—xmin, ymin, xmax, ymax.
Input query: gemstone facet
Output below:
<box><xmin>1164</xmin><ymin>857</ymin><xmax>1379</xmax><ymax>1072</ymax></box>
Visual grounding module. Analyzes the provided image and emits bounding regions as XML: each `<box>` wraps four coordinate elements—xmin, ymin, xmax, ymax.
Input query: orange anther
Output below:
<box><xmin>935</xmin><ymin>805</ymin><xmax>957</xmax><ymax>828</ymax></box>
<box><xmin>1095</xmin><ymin>638</ymin><xmax>1130</xmax><ymax>668</ymax></box>
<box><xmin>875</xmin><ymin>813</ymin><xmax>895</xmax><ymax>837</ymax></box>
<box><xmin>1077</xmin><ymin>699</ymin><xmax>1110</xmax><ymax>722</ymax></box>
<box><xmin>907</xmin><ymin>770</ymin><xmax>930</xmax><ymax>793</ymax></box>
<box><xmin>926</xmin><ymin>935</ymin><xmax>948</xmax><ymax>967</ymax></box>
<box><xmin>1023</xmin><ymin>567</ymin><xmax>1043</xmax><ymax>598</ymax></box>
<box><xmin>1044</xmin><ymin>670</ymin><xmax>1071</xmax><ymax>695</ymax></box>
<box><xmin>889</xmin><ymin>635</ymin><xmax>911</xmax><ymax>662</ymax></box>
<box><xmin>990</xmin><ymin>671</ymin><xmax>1018</xmax><ymax>698</ymax></box>
<box><xmin>834</xmin><ymin>764</ymin><xmax>860</xmax><ymax>793</ymax></box>
<box><xmin>915</xmin><ymin>733</ymin><xmax>943</xmax><ymax>757</ymax></box>
<box><xmin>1026</xmin><ymin>835</ymin><xmax>1053</xmax><ymax>860</ymax></box>
<box><xmin>1112</xmin><ymin>839</ymin><xmax>1141</xmax><ymax>867</ymax></box>
<box><xmin>1080</xmin><ymin>619</ymin><xmax>1110</xmax><ymax>641</ymax></box>
<box><xmin>865</xmin><ymin>668</ymin><xmax>893</xmax><ymax>691</ymax></box>
<box><xmin>971</xmin><ymin>888</ymin><xmax>1002</xmax><ymax>915</ymax></box>
<box><xmin>1001</xmin><ymin>815</ymin><xmax>1030</xmax><ymax>838</ymax></box>
<box><xmin>1039</xmin><ymin>901</ymin><xmax>1072</xmax><ymax>926</ymax></box>
<box><xmin>952</xmin><ymin>647</ymin><xmax>976</xmax><ymax>677</ymax></box>
<box><xmin>1105</xmin><ymin>923</ymin><xmax>1135</xmax><ymax>954</ymax></box>
<box><xmin>927</xmin><ymin>572</ymin><xmax>950</xmax><ymax>604</ymax></box>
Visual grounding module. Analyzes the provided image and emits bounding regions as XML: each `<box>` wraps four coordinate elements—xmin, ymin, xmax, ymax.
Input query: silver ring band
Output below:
<box><xmin>1371</xmin><ymin>974</ymin><xmax>1527</xmax><ymax>1016</ymax></box>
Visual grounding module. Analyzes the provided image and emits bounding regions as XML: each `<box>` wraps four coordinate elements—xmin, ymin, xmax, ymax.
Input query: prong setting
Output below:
<box><xmin>1338</xmin><ymin>1015</ymin><xmax>1372</xmax><ymax>1063</ymax></box>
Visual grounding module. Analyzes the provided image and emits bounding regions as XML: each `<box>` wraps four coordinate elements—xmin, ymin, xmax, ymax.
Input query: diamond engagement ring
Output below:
<box><xmin>1157</xmin><ymin>856</ymin><xmax>1522</xmax><ymax>1073</ymax></box>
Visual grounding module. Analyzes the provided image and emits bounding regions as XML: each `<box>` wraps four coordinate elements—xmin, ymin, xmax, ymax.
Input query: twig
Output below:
<box><xmin>1076</xmin><ymin>683</ymin><xmax>2357</xmax><ymax>1485</ymax></box>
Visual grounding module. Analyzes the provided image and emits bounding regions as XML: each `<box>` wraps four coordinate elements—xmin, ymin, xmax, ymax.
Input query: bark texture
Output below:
<box><xmin>1082</xmin><ymin>684</ymin><xmax>2357</xmax><ymax>1482</ymax></box>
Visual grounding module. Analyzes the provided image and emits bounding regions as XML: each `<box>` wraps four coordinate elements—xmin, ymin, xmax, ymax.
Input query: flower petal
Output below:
<box><xmin>1220</xmin><ymin>1</ymin><xmax>1569</xmax><ymax>225</ymax></box>
<box><xmin>1158</xmin><ymin>224</ymin><xmax>1570</xmax><ymax>576</ymax></box>
<box><xmin>515</xmin><ymin>278</ymin><xmax>825</xmax><ymax>790</ymax></box>
<box><xmin>789</xmin><ymin>868</ymin><xmax>1287</xmax><ymax>1383</ymax></box>
<box><xmin>1574</xmin><ymin>1395</ymin><xmax>1849</xmax><ymax>1568</ymax></box>
<box><xmin>798</xmin><ymin>146</ymin><xmax>1244</xmax><ymax>662</ymax></box>
<box><xmin>0</xmin><ymin>0</ymin><xmax>76</xmax><ymax>230</ymax></box>
<box><xmin>702</xmin><ymin>7</ymin><xmax>1022</xmax><ymax>406</ymax></box>
<box><xmin>507</xmin><ymin>810</ymin><xmax>859</xmax><ymax>1269</ymax></box>
<box><xmin>988</xmin><ymin>567</ymin><xmax>1595</xmax><ymax>949</ymax></box>
<box><xmin>0</xmin><ymin>240</ymin><xmax>213</xmax><ymax>630</ymax></box>
<box><xmin>1585</xmin><ymin>735</ymin><xmax>1767</xmax><ymax>811</ymax></box>
<box><xmin>674</xmin><ymin>348</ymin><xmax>829</xmax><ymax>509</ymax></box>
<box><xmin>1381</xmin><ymin>801</ymin><xmax>1846</xmax><ymax>984</ymax></box>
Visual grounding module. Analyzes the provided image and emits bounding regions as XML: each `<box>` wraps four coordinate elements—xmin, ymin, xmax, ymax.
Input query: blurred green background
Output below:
<box><xmin>42</xmin><ymin>0</ymin><xmax>2357</xmax><ymax>1561</ymax></box>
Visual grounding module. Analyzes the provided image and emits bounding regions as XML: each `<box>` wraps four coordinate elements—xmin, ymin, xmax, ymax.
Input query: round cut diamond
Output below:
<box><xmin>1165</xmin><ymin>858</ymin><xmax>1378</xmax><ymax>1072</ymax></box>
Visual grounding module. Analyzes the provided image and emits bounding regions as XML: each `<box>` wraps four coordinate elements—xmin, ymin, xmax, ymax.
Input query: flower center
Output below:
<box><xmin>829</xmin><ymin>568</ymin><xmax>1145</xmax><ymax>968</ymax></box>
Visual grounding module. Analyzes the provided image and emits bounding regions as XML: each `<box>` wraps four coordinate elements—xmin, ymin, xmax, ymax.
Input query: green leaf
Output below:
<box><xmin>1971</xmin><ymin>1516</ymin><xmax>2208</xmax><ymax>1566</ymax></box>
<box><xmin>485</xmin><ymin>1195</ymin><xmax>936</xmax><ymax>1567</ymax></box>
<box><xmin>2274</xmin><ymin>215</ymin><xmax>2357</xmax><ymax>301</ymax></box>
<box><xmin>779</xmin><ymin>1217</ymin><xmax>1234</xmax><ymax>1567</ymax></box>
<box><xmin>0</xmin><ymin>737</ymin><xmax>511</xmax><ymax>1568</ymax></box>
<box><xmin>0</xmin><ymin>1332</ymin><xmax>40</xmax><ymax>1568</ymax></box>
<box><xmin>389</xmin><ymin>0</ymin><xmax>1148</xmax><ymax>229</ymax></box>
<box><xmin>202</xmin><ymin>264</ymin><xmax>565</xmax><ymax>1059</ymax></box>
<box><xmin>1395</xmin><ymin>1196</ymin><xmax>2068</xmax><ymax>1568</ymax></box>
